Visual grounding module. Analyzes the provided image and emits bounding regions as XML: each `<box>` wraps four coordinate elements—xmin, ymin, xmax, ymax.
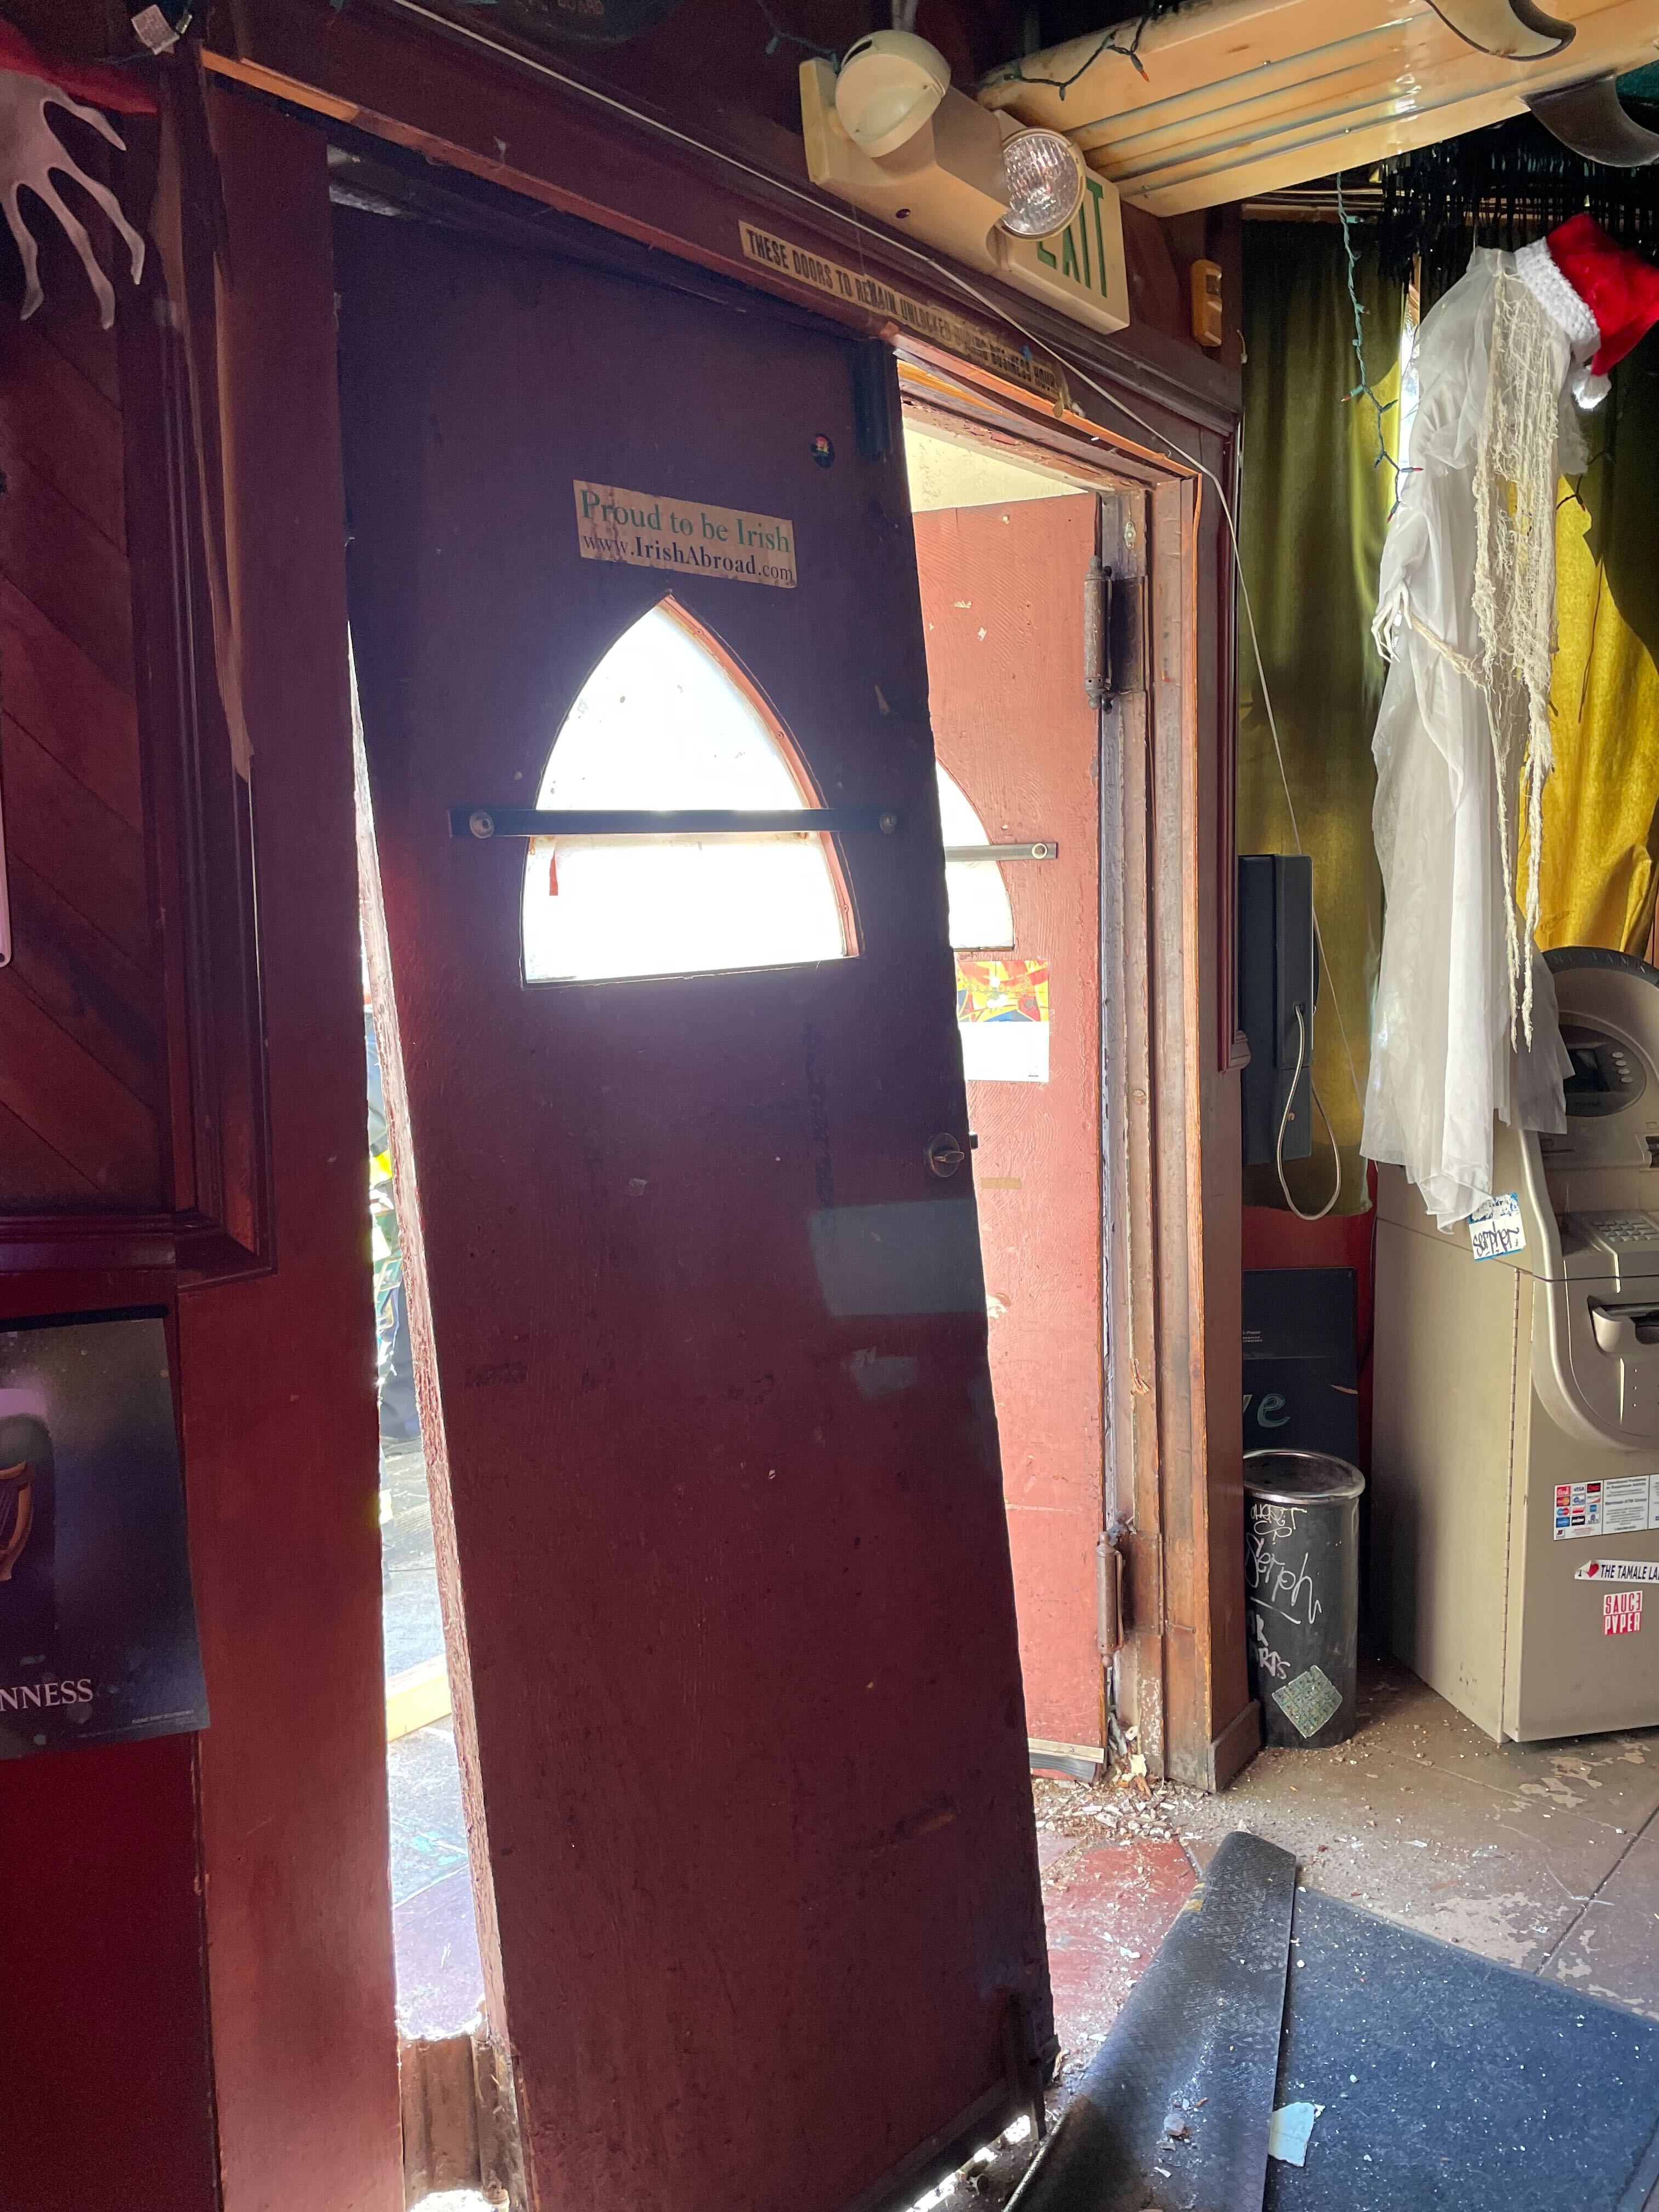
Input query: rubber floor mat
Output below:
<box><xmin>1008</xmin><ymin>1829</ymin><xmax>1298</xmax><ymax>2211</ymax></box>
<box><xmin>1267</xmin><ymin>1888</ymin><xmax>1659</xmax><ymax>2211</ymax></box>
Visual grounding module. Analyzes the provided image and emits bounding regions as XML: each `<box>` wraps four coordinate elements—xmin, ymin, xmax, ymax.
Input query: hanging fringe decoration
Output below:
<box><xmin>1471</xmin><ymin>271</ymin><xmax>1569</xmax><ymax>1046</ymax></box>
<box><xmin>1374</xmin><ymin>101</ymin><xmax>1659</xmax><ymax>303</ymax></box>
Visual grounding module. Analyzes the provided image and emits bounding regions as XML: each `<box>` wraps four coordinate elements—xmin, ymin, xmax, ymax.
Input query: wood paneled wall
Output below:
<box><xmin>0</xmin><ymin>99</ymin><xmax>401</xmax><ymax>2212</ymax></box>
<box><xmin>0</xmin><ymin>257</ymin><xmax>163</xmax><ymax>1209</ymax></box>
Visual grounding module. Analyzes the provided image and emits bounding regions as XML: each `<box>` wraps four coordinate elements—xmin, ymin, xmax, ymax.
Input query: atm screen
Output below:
<box><xmin>1565</xmin><ymin>1047</ymin><xmax>1611</xmax><ymax>1097</ymax></box>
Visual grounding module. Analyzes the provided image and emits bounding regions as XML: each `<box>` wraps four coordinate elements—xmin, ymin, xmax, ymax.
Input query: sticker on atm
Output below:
<box><xmin>1558</xmin><ymin>1476</ymin><xmax>1659</xmax><ymax>1539</ymax></box>
<box><xmin>1576</xmin><ymin>1559</ymin><xmax>1659</xmax><ymax>1583</ymax></box>
<box><xmin>1555</xmin><ymin>1481</ymin><xmax>1604</xmax><ymax>1538</ymax></box>
<box><xmin>1606</xmin><ymin>1591</ymin><xmax>1644</xmax><ymax>1635</ymax></box>
<box><xmin>1604</xmin><ymin>1474</ymin><xmax>1658</xmax><ymax>1534</ymax></box>
<box><xmin>1469</xmin><ymin>1191</ymin><xmax>1526</xmax><ymax>1261</ymax></box>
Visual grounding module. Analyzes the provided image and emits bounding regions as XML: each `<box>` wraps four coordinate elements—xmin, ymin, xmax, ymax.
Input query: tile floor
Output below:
<box><xmin>383</xmin><ymin>1431</ymin><xmax>487</xmax><ymax>2038</ymax></box>
<box><xmin>1035</xmin><ymin>1650</ymin><xmax>1659</xmax><ymax>2095</ymax></box>
<box><xmin>933</xmin><ymin>1656</ymin><xmax>1659</xmax><ymax>2210</ymax></box>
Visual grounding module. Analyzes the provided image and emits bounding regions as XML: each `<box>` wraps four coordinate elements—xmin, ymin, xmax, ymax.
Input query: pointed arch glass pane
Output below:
<box><xmin>521</xmin><ymin>601</ymin><xmax>853</xmax><ymax>983</ymax></box>
<box><xmin>936</xmin><ymin>763</ymin><xmax>1014</xmax><ymax>950</ymax></box>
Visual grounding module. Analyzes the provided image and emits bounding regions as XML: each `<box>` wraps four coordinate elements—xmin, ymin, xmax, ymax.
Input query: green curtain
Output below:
<box><xmin>1237</xmin><ymin>224</ymin><xmax>1403</xmax><ymax>1215</ymax></box>
<box><xmin>1527</xmin><ymin>354</ymin><xmax>1659</xmax><ymax>957</ymax></box>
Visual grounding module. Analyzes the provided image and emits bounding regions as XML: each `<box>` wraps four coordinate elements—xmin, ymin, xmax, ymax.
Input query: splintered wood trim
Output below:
<box><xmin>399</xmin><ymin>2033</ymin><xmax>482</xmax><ymax>2198</ymax></box>
<box><xmin>898</xmin><ymin>351</ymin><xmax>1203</xmax><ymax>489</ymax></box>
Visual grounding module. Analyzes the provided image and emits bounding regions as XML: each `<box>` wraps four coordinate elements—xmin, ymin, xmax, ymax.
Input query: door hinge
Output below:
<box><xmin>1085</xmin><ymin>561</ymin><xmax>1150</xmax><ymax>707</ymax></box>
<box><xmin>1083</xmin><ymin>554</ymin><xmax>1109</xmax><ymax>710</ymax></box>
<box><xmin>1097</xmin><ymin>1533</ymin><xmax>1125</xmax><ymax>1658</ymax></box>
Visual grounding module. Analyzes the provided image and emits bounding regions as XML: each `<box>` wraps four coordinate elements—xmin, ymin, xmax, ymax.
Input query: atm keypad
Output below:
<box><xmin>1585</xmin><ymin>1213</ymin><xmax>1659</xmax><ymax>1251</ymax></box>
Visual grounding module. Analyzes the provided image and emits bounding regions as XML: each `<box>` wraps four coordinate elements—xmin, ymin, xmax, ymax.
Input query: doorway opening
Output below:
<box><xmin>899</xmin><ymin>405</ymin><xmax>1215</xmax><ymax>2114</ymax></box>
<box><xmin>364</xmin><ymin>839</ymin><xmax>487</xmax><ymax>2056</ymax></box>
<box><xmin>905</xmin><ymin>416</ymin><xmax>1113</xmax><ymax>1779</ymax></box>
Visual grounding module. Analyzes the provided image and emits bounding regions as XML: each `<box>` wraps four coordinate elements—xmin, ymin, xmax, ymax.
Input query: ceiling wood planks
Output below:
<box><xmin>981</xmin><ymin>0</ymin><xmax>1659</xmax><ymax>214</ymax></box>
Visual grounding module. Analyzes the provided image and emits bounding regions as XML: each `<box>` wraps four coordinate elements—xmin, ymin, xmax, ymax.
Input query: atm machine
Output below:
<box><xmin>1374</xmin><ymin>947</ymin><xmax>1659</xmax><ymax>1741</ymax></box>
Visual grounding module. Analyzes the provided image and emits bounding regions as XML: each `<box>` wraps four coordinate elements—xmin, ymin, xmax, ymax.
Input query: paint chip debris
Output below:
<box><xmin>1268</xmin><ymin>2102</ymin><xmax>1324</xmax><ymax>2166</ymax></box>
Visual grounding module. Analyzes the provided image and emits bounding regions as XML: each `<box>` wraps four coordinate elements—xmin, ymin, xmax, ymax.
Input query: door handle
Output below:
<box><xmin>926</xmin><ymin>1132</ymin><xmax>966</xmax><ymax>1178</ymax></box>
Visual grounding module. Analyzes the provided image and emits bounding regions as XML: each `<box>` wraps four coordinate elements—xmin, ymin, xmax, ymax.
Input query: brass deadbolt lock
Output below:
<box><xmin>926</xmin><ymin>1132</ymin><xmax>967</xmax><ymax>1178</ymax></box>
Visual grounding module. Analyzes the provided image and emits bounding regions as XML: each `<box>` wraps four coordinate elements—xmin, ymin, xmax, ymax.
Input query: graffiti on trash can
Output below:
<box><xmin>1246</xmin><ymin>1506</ymin><xmax>1324</xmax><ymax>1629</ymax></box>
<box><xmin>1248</xmin><ymin>1607</ymin><xmax>1291</xmax><ymax>1681</ymax></box>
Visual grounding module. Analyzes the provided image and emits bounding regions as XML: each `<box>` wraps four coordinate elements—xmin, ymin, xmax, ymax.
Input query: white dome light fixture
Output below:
<box><xmin>834</xmin><ymin>31</ymin><xmax>951</xmax><ymax>157</ymax></box>
<box><xmin>997</xmin><ymin>127</ymin><xmax>1087</xmax><ymax>239</ymax></box>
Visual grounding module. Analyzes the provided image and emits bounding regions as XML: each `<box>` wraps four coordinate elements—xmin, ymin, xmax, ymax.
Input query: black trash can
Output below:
<box><xmin>1244</xmin><ymin>1448</ymin><xmax>1365</xmax><ymax>1750</ymax></box>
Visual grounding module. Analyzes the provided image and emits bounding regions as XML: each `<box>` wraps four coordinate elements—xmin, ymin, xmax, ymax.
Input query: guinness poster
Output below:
<box><xmin>0</xmin><ymin>1310</ymin><xmax>208</xmax><ymax>1758</ymax></box>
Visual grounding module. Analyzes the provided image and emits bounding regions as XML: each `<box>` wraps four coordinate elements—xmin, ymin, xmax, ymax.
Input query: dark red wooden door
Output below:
<box><xmin>336</xmin><ymin>214</ymin><xmax>1049</xmax><ymax>2212</ymax></box>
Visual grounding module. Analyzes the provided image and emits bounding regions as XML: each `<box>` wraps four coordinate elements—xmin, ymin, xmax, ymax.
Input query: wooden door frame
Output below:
<box><xmin>898</xmin><ymin>368</ymin><xmax>1257</xmax><ymax>1791</ymax></box>
<box><xmin>207</xmin><ymin>0</ymin><xmax>1253</xmax><ymax>1784</ymax></box>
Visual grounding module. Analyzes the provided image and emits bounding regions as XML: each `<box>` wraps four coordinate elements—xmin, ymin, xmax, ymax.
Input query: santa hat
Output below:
<box><xmin>1515</xmin><ymin>212</ymin><xmax>1659</xmax><ymax>409</ymax></box>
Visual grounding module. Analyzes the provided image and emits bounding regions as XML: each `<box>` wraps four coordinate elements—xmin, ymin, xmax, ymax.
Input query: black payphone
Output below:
<box><xmin>1238</xmin><ymin>853</ymin><xmax>1318</xmax><ymax>1172</ymax></box>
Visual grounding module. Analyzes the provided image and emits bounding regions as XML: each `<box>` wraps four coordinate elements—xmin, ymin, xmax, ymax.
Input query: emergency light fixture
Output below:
<box><xmin>832</xmin><ymin>33</ymin><xmax>1086</xmax><ymax>240</ymax></box>
<box><xmin>801</xmin><ymin>38</ymin><xmax>1129</xmax><ymax>337</ymax></box>
<box><xmin>833</xmin><ymin>31</ymin><xmax>951</xmax><ymax>157</ymax></box>
<box><xmin>998</xmin><ymin>127</ymin><xmax>1087</xmax><ymax>239</ymax></box>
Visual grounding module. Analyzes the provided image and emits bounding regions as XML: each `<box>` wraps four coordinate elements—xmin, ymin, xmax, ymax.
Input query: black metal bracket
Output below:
<box><xmin>452</xmin><ymin>806</ymin><xmax>900</xmax><ymax>839</ymax></box>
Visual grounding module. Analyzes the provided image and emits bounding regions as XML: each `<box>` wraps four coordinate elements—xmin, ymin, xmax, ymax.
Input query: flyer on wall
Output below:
<box><xmin>0</xmin><ymin>1309</ymin><xmax>208</xmax><ymax>1759</ymax></box>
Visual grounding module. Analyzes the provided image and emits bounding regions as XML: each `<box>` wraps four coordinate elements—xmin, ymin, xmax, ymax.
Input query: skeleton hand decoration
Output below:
<box><xmin>0</xmin><ymin>67</ymin><xmax>145</xmax><ymax>329</ymax></box>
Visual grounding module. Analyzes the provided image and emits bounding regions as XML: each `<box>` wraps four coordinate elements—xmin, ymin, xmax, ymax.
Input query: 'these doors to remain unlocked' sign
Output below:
<box><xmin>573</xmin><ymin>481</ymin><xmax>797</xmax><ymax>588</ymax></box>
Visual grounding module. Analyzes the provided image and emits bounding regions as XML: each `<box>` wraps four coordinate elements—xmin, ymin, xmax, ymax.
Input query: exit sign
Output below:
<box><xmin>997</xmin><ymin>174</ymin><xmax>1126</xmax><ymax>335</ymax></box>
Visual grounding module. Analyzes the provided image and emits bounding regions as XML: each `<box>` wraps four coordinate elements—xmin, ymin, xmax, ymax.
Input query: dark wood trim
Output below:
<box><xmin>1</xmin><ymin>270</ymin><xmax>275</xmax><ymax>1283</ymax></box>
<box><xmin>0</xmin><ymin>1212</ymin><xmax>178</xmax><ymax>1272</ymax></box>
<box><xmin>1206</xmin><ymin>1695</ymin><xmax>1263</xmax><ymax>1794</ymax></box>
<box><xmin>1216</xmin><ymin>431</ymin><xmax>1246</xmax><ymax>1074</ymax></box>
<box><xmin>118</xmin><ymin>236</ymin><xmax>275</xmax><ymax>1287</ymax></box>
<box><xmin>323</xmin><ymin>120</ymin><xmax>857</xmax><ymax>341</ymax></box>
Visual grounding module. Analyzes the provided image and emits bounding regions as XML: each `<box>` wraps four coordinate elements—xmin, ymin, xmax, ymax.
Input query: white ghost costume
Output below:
<box><xmin>1363</xmin><ymin>244</ymin><xmax>1582</xmax><ymax>1228</ymax></box>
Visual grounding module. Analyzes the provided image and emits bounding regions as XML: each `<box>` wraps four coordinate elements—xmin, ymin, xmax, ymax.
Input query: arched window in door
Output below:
<box><xmin>521</xmin><ymin>600</ymin><xmax>854</xmax><ymax>983</ymax></box>
<box><xmin>937</xmin><ymin>762</ymin><xmax>1014</xmax><ymax>950</ymax></box>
